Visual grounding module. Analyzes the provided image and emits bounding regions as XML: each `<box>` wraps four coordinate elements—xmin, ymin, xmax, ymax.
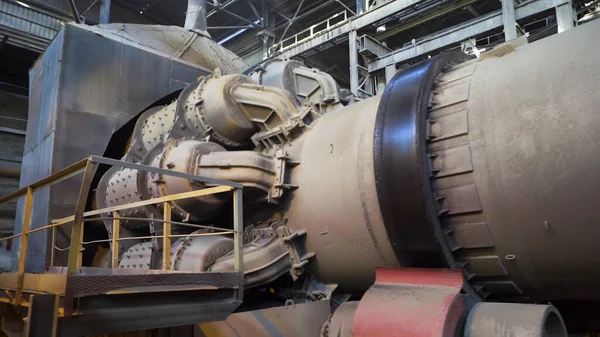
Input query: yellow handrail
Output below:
<box><xmin>0</xmin><ymin>155</ymin><xmax>244</xmax><ymax>305</ymax></box>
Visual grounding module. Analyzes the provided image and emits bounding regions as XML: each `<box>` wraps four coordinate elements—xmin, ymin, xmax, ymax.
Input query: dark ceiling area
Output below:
<box><xmin>0</xmin><ymin>41</ymin><xmax>38</xmax><ymax>96</ymax></box>
<box><xmin>2</xmin><ymin>0</ymin><xmax>597</xmax><ymax>94</ymax></box>
<box><xmin>117</xmin><ymin>0</ymin><xmax>358</xmax><ymax>42</ymax></box>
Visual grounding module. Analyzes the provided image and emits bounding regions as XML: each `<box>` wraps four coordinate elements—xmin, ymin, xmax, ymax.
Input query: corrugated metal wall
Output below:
<box><xmin>0</xmin><ymin>0</ymin><xmax>62</xmax><ymax>52</ymax></box>
<box><xmin>0</xmin><ymin>90</ymin><xmax>27</xmax><ymax>241</ymax></box>
<box><xmin>241</xmin><ymin>47</ymin><xmax>263</xmax><ymax>67</ymax></box>
<box><xmin>0</xmin><ymin>0</ymin><xmax>156</xmax><ymax>53</ymax></box>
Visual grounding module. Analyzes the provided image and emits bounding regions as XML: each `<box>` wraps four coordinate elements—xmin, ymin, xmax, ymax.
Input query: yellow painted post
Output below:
<box><xmin>16</xmin><ymin>187</ymin><xmax>34</xmax><ymax>304</ymax></box>
<box><xmin>50</xmin><ymin>226</ymin><xmax>56</xmax><ymax>267</ymax></box>
<box><xmin>162</xmin><ymin>202</ymin><xmax>171</xmax><ymax>271</ymax></box>
<box><xmin>67</xmin><ymin>161</ymin><xmax>96</xmax><ymax>275</ymax></box>
<box><xmin>111</xmin><ymin>211</ymin><xmax>120</xmax><ymax>269</ymax></box>
<box><xmin>77</xmin><ymin>221</ymin><xmax>84</xmax><ymax>268</ymax></box>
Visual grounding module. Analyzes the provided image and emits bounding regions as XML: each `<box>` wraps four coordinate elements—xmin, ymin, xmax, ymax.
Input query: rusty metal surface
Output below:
<box><xmin>352</xmin><ymin>268</ymin><xmax>465</xmax><ymax>337</ymax></box>
<box><xmin>197</xmin><ymin>300</ymin><xmax>331</xmax><ymax>337</ymax></box>
<box><xmin>465</xmin><ymin>303</ymin><xmax>567</xmax><ymax>337</ymax></box>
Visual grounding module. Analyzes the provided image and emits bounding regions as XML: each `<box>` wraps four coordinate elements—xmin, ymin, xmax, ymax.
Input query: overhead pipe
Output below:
<box><xmin>185</xmin><ymin>0</ymin><xmax>208</xmax><ymax>31</ymax></box>
<box><xmin>99</xmin><ymin>0</ymin><xmax>111</xmax><ymax>24</ymax></box>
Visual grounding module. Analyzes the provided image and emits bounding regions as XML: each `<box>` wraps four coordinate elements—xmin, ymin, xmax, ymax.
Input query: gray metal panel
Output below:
<box><xmin>25</xmin><ymin>29</ymin><xmax>63</xmax><ymax>153</ymax></box>
<box><xmin>50</xmin><ymin>108</ymin><xmax>117</xmax><ymax>206</ymax></box>
<box><xmin>87</xmin><ymin>24</ymin><xmax>247</xmax><ymax>74</ymax></box>
<box><xmin>170</xmin><ymin>60</ymin><xmax>203</xmax><ymax>92</ymax></box>
<box><xmin>58</xmin><ymin>25</ymin><xmax>124</xmax><ymax>121</ymax></box>
<box><xmin>118</xmin><ymin>44</ymin><xmax>172</xmax><ymax>118</ymax></box>
<box><xmin>14</xmin><ymin>132</ymin><xmax>54</xmax><ymax>272</ymax></box>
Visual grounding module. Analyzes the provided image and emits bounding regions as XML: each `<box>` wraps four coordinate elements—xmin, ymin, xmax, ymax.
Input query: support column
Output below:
<box><xmin>556</xmin><ymin>1</ymin><xmax>575</xmax><ymax>33</ymax></box>
<box><xmin>501</xmin><ymin>0</ymin><xmax>517</xmax><ymax>41</ymax></box>
<box><xmin>260</xmin><ymin>1</ymin><xmax>275</xmax><ymax>60</ymax></box>
<box><xmin>262</xmin><ymin>3</ymin><xmax>269</xmax><ymax>59</ymax></box>
<box><xmin>99</xmin><ymin>0</ymin><xmax>111</xmax><ymax>24</ymax></box>
<box><xmin>349</xmin><ymin>30</ymin><xmax>359</xmax><ymax>98</ymax></box>
<box><xmin>376</xmin><ymin>72</ymin><xmax>386</xmax><ymax>95</ymax></box>
<box><xmin>356</xmin><ymin>0</ymin><xmax>366</xmax><ymax>14</ymax></box>
<box><xmin>385</xmin><ymin>64</ymin><xmax>396</xmax><ymax>84</ymax></box>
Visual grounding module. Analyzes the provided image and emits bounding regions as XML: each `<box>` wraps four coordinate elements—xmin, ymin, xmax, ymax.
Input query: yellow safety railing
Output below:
<box><xmin>0</xmin><ymin>156</ymin><xmax>244</xmax><ymax>305</ymax></box>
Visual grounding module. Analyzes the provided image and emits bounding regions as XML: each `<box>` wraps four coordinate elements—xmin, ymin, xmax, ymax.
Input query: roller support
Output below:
<box><xmin>323</xmin><ymin>268</ymin><xmax>567</xmax><ymax>337</ymax></box>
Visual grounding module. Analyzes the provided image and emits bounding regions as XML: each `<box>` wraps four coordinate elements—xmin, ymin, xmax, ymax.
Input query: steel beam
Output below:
<box><xmin>274</xmin><ymin>0</ymin><xmax>423</xmax><ymax>59</ymax></box>
<box><xmin>80</xmin><ymin>0</ymin><xmax>99</xmax><ymax>16</ymax></box>
<box><xmin>245</xmin><ymin>0</ymin><xmax>261</xmax><ymax>20</ymax></box>
<box><xmin>358</xmin><ymin>34</ymin><xmax>391</xmax><ymax>59</ymax></box>
<box><xmin>349</xmin><ymin>30</ymin><xmax>359</xmax><ymax>97</ymax></box>
<box><xmin>207</xmin><ymin>0</ymin><xmax>239</xmax><ymax>17</ymax></box>
<box><xmin>375</xmin><ymin>0</ymin><xmax>479</xmax><ymax>41</ymax></box>
<box><xmin>67</xmin><ymin>0</ymin><xmax>82</xmax><ymax>23</ymax></box>
<box><xmin>556</xmin><ymin>1</ymin><xmax>575</xmax><ymax>33</ymax></box>
<box><xmin>368</xmin><ymin>0</ymin><xmax>567</xmax><ymax>72</ymax></box>
<box><xmin>280</xmin><ymin>0</ymin><xmax>305</xmax><ymax>42</ymax></box>
<box><xmin>336</xmin><ymin>0</ymin><xmax>356</xmax><ymax>16</ymax></box>
<box><xmin>502</xmin><ymin>0</ymin><xmax>517</xmax><ymax>41</ymax></box>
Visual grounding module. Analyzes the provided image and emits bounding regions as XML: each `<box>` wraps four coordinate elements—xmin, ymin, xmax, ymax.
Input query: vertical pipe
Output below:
<box><xmin>385</xmin><ymin>64</ymin><xmax>396</xmax><ymax>84</ymax></box>
<box><xmin>261</xmin><ymin>1</ymin><xmax>270</xmax><ymax>60</ymax></box>
<box><xmin>376</xmin><ymin>73</ymin><xmax>386</xmax><ymax>95</ymax></box>
<box><xmin>15</xmin><ymin>187</ymin><xmax>33</xmax><ymax>304</ymax></box>
<box><xmin>233</xmin><ymin>188</ymin><xmax>244</xmax><ymax>301</ymax></box>
<box><xmin>356</xmin><ymin>0</ymin><xmax>365</xmax><ymax>14</ymax></box>
<box><xmin>501</xmin><ymin>0</ymin><xmax>517</xmax><ymax>41</ymax></box>
<box><xmin>99</xmin><ymin>0</ymin><xmax>111</xmax><ymax>24</ymax></box>
<box><xmin>349</xmin><ymin>30</ymin><xmax>359</xmax><ymax>98</ymax></box>
<box><xmin>185</xmin><ymin>0</ymin><xmax>208</xmax><ymax>31</ymax></box>
<box><xmin>67</xmin><ymin>161</ymin><xmax>96</xmax><ymax>275</ymax></box>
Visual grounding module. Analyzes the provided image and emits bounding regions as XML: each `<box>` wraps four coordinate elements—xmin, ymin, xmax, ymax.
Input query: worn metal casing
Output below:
<box><xmin>429</xmin><ymin>19</ymin><xmax>600</xmax><ymax>301</ymax></box>
<box><xmin>284</xmin><ymin>96</ymin><xmax>399</xmax><ymax>292</ymax></box>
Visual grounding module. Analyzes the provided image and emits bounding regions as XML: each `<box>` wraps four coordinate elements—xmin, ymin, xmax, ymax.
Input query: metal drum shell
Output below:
<box><xmin>284</xmin><ymin>96</ymin><xmax>400</xmax><ymax>293</ymax></box>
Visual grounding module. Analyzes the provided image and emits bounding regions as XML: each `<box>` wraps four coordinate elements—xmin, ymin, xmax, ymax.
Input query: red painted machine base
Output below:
<box><xmin>353</xmin><ymin>268</ymin><xmax>466</xmax><ymax>337</ymax></box>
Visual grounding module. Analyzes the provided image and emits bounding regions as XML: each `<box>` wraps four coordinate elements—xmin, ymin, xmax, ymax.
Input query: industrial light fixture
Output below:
<box><xmin>15</xmin><ymin>0</ymin><xmax>31</xmax><ymax>8</ymax></box>
<box><xmin>376</xmin><ymin>25</ymin><xmax>386</xmax><ymax>32</ymax></box>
